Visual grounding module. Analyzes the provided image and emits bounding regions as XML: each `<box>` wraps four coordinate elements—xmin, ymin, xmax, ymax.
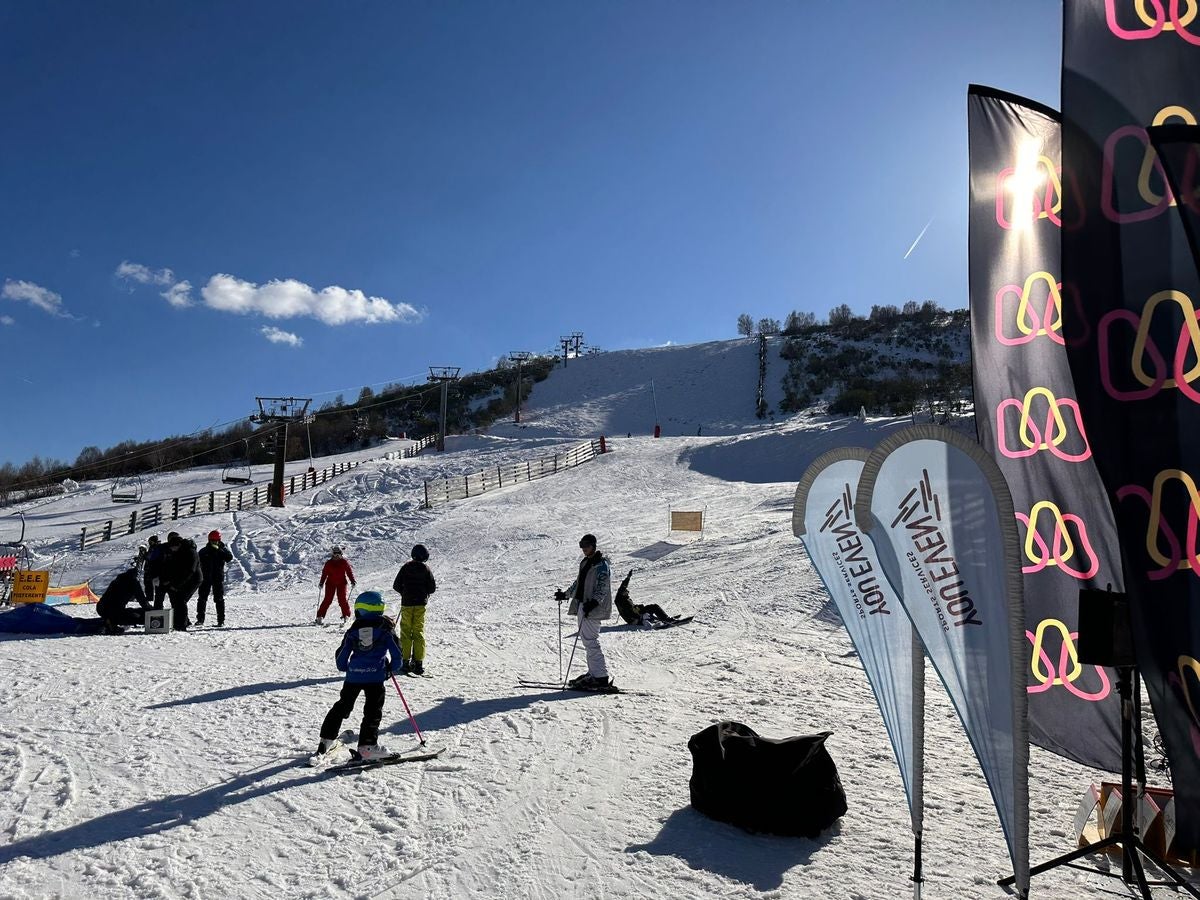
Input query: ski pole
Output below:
<box><xmin>557</xmin><ymin>591</ymin><xmax>564</xmax><ymax>683</ymax></box>
<box><xmin>561</xmin><ymin>627</ymin><xmax>581</xmax><ymax>689</ymax></box>
<box><xmin>389</xmin><ymin>671</ymin><xmax>426</xmax><ymax>745</ymax></box>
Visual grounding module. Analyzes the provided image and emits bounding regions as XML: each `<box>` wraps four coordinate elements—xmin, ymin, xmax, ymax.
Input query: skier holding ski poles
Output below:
<box><xmin>315</xmin><ymin>546</ymin><xmax>356</xmax><ymax>625</ymax></box>
<box><xmin>391</xmin><ymin>543</ymin><xmax>436</xmax><ymax>675</ymax></box>
<box><xmin>555</xmin><ymin>533</ymin><xmax>614</xmax><ymax>690</ymax></box>
<box><xmin>315</xmin><ymin>590</ymin><xmax>403</xmax><ymax>761</ymax></box>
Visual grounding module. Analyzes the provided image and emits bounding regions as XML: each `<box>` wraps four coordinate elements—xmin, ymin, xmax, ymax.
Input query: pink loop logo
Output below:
<box><xmin>1167</xmin><ymin>656</ymin><xmax>1200</xmax><ymax>756</ymax></box>
<box><xmin>994</xmin><ymin>272</ymin><xmax>1064</xmax><ymax>346</ymax></box>
<box><xmin>1102</xmin><ymin>106</ymin><xmax>1198</xmax><ymax>223</ymax></box>
<box><xmin>996</xmin><ymin>387</ymin><xmax>1092</xmax><ymax>462</ymax></box>
<box><xmin>1105</xmin><ymin>0</ymin><xmax>1200</xmax><ymax>42</ymax></box>
<box><xmin>1016</xmin><ymin>501</ymin><xmax>1101</xmax><ymax>579</ymax></box>
<box><xmin>1026</xmin><ymin>618</ymin><xmax>1112</xmax><ymax>701</ymax></box>
<box><xmin>1099</xmin><ymin>290</ymin><xmax>1200</xmax><ymax>402</ymax></box>
<box><xmin>1117</xmin><ymin>469</ymin><xmax>1200</xmax><ymax>580</ymax></box>
<box><xmin>996</xmin><ymin>153</ymin><xmax>1063</xmax><ymax>230</ymax></box>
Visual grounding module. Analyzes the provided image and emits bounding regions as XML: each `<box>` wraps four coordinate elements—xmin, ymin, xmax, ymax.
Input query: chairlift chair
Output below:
<box><xmin>222</xmin><ymin>437</ymin><xmax>255</xmax><ymax>485</ymax></box>
<box><xmin>0</xmin><ymin>514</ymin><xmax>31</xmax><ymax>607</ymax></box>
<box><xmin>221</xmin><ymin>462</ymin><xmax>254</xmax><ymax>486</ymax></box>
<box><xmin>111</xmin><ymin>475</ymin><xmax>143</xmax><ymax>503</ymax></box>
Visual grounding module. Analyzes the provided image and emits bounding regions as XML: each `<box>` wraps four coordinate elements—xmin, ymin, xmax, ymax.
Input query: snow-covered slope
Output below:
<box><xmin>0</xmin><ymin>340</ymin><xmax>1136</xmax><ymax>900</ymax></box>
<box><xmin>493</xmin><ymin>338</ymin><xmax>785</xmax><ymax>439</ymax></box>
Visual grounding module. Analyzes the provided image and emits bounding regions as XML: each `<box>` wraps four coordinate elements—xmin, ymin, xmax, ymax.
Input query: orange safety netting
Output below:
<box><xmin>43</xmin><ymin>582</ymin><xmax>100</xmax><ymax>606</ymax></box>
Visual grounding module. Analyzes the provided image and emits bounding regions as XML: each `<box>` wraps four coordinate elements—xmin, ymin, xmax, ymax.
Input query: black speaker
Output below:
<box><xmin>1077</xmin><ymin>588</ymin><xmax>1135</xmax><ymax>667</ymax></box>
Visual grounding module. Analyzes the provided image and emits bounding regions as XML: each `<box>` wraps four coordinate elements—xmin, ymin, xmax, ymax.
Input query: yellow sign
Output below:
<box><xmin>671</xmin><ymin>511</ymin><xmax>704</xmax><ymax>533</ymax></box>
<box><xmin>12</xmin><ymin>570</ymin><xmax>50</xmax><ymax>604</ymax></box>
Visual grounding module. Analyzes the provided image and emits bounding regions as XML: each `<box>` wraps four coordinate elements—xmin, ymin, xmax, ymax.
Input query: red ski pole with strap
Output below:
<box><xmin>389</xmin><ymin>671</ymin><xmax>426</xmax><ymax>745</ymax></box>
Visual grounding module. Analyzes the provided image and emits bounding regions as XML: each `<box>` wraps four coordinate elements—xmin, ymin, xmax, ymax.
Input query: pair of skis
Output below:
<box><xmin>515</xmin><ymin>678</ymin><xmax>650</xmax><ymax>697</ymax></box>
<box><xmin>307</xmin><ymin>739</ymin><xmax>444</xmax><ymax>773</ymax></box>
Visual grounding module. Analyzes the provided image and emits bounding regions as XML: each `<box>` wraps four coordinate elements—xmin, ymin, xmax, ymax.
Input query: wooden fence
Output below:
<box><xmin>80</xmin><ymin>435</ymin><xmax>437</xmax><ymax>550</ymax></box>
<box><xmin>422</xmin><ymin>439</ymin><xmax>605</xmax><ymax>507</ymax></box>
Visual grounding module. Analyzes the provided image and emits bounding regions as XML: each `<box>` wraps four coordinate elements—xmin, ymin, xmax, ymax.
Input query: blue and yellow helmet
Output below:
<box><xmin>354</xmin><ymin>591</ymin><xmax>386</xmax><ymax>616</ymax></box>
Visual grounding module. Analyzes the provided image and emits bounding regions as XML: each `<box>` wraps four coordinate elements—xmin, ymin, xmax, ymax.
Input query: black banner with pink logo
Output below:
<box><xmin>967</xmin><ymin>85</ymin><xmax>1122</xmax><ymax>771</ymax></box>
<box><xmin>1062</xmin><ymin>0</ymin><xmax>1200</xmax><ymax>850</ymax></box>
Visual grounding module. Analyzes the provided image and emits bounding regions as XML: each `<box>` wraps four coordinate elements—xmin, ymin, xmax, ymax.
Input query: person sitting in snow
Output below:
<box><xmin>391</xmin><ymin>543</ymin><xmax>437</xmax><ymax>675</ymax></box>
<box><xmin>315</xmin><ymin>590</ymin><xmax>404</xmax><ymax>761</ymax></box>
<box><xmin>96</xmin><ymin>568</ymin><xmax>150</xmax><ymax>634</ymax></box>
<box><xmin>555</xmin><ymin>533</ymin><xmax>614</xmax><ymax>690</ymax></box>
<box><xmin>613</xmin><ymin>570</ymin><xmax>679</xmax><ymax>627</ymax></box>
<box><xmin>316</xmin><ymin>545</ymin><xmax>356</xmax><ymax>625</ymax></box>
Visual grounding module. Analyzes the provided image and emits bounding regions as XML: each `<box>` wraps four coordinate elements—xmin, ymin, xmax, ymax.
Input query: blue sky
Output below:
<box><xmin>0</xmin><ymin>1</ymin><xmax>1060</xmax><ymax>466</ymax></box>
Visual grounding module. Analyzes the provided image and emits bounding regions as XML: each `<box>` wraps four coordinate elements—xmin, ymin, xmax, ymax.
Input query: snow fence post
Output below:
<box><xmin>600</xmin><ymin>435</ymin><xmax>606</xmax><ymax>454</ymax></box>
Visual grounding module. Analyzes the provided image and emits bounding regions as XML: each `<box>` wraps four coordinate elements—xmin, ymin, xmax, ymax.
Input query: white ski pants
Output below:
<box><xmin>577</xmin><ymin>609</ymin><xmax>608</xmax><ymax>678</ymax></box>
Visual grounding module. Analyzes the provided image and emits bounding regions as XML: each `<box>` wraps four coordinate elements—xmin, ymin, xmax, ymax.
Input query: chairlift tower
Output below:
<box><xmin>508</xmin><ymin>351</ymin><xmax>531</xmax><ymax>423</ymax></box>
<box><xmin>427</xmin><ymin>368</ymin><xmax>460</xmax><ymax>451</ymax></box>
<box><xmin>252</xmin><ymin>396</ymin><xmax>312</xmax><ymax>507</ymax></box>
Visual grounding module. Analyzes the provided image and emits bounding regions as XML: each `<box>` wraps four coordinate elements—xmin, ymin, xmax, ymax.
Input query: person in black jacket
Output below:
<box><xmin>143</xmin><ymin>535</ymin><xmax>168</xmax><ymax>609</ymax></box>
<box><xmin>197</xmin><ymin>530</ymin><xmax>233</xmax><ymax>627</ymax></box>
<box><xmin>391</xmin><ymin>544</ymin><xmax>437</xmax><ymax>675</ymax></box>
<box><xmin>96</xmin><ymin>568</ymin><xmax>150</xmax><ymax>634</ymax></box>
<box><xmin>160</xmin><ymin>531</ymin><xmax>200</xmax><ymax>631</ymax></box>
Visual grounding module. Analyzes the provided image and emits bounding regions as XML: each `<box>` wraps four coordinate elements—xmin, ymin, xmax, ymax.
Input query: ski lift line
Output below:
<box><xmin>7</xmin><ymin>365</ymin><xmax>448</xmax><ymax>494</ymax></box>
<box><xmin>297</xmin><ymin>372</ymin><xmax>429</xmax><ymax>399</ymax></box>
<box><xmin>10</xmin><ymin>355</ymin><xmax>487</xmax><ymax>493</ymax></box>
<box><xmin>1</xmin><ymin>412</ymin><xmax>264</xmax><ymax>493</ymax></box>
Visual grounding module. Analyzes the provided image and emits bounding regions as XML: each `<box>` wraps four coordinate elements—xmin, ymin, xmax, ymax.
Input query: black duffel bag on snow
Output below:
<box><xmin>687</xmin><ymin>721</ymin><xmax>847</xmax><ymax>837</ymax></box>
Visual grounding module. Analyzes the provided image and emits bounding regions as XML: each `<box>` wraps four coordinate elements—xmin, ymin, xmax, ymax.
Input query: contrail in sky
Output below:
<box><xmin>903</xmin><ymin>217</ymin><xmax>934</xmax><ymax>259</ymax></box>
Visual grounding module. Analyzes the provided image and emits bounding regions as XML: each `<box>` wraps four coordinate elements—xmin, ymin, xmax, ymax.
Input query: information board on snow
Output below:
<box><xmin>12</xmin><ymin>570</ymin><xmax>50</xmax><ymax>604</ymax></box>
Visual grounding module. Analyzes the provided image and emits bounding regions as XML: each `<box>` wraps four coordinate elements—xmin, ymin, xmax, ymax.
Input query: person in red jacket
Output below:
<box><xmin>316</xmin><ymin>546</ymin><xmax>356</xmax><ymax>624</ymax></box>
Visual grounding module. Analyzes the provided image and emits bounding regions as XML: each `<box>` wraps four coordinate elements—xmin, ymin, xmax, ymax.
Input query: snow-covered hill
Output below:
<box><xmin>0</xmin><ymin>337</ymin><xmax>1135</xmax><ymax>900</ymax></box>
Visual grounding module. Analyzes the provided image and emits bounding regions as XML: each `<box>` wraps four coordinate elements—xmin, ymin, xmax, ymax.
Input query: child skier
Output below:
<box><xmin>316</xmin><ymin>545</ymin><xmax>356</xmax><ymax>625</ymax></box>
<box><xmin>391</xmin><ymin>544</ymin><xmax>437</xmax><ymax>674</ymax></box>
<box><xmin>316</xmin><ymin>590</ymin><xmax>403</xmax><ymax>761</ymax></box>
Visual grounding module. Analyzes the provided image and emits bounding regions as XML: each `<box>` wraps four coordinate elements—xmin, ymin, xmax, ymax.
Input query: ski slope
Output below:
<box><xmin>0</xmin><ymin>339</ymin><xmax>1155</xmax><ymax>899</ymax></box>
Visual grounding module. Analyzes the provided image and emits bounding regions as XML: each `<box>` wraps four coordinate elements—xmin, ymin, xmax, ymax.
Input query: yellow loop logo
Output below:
<box><xmin>1026</xmin><ymin>618</ymin><xmax>1112</xmax><ymax>700</ymax></box>
<box><xmin>994</xmin><ymin>272</ymin><xmax>1064</xmax><ymax>346</ymax></box>
<box><xmin>1168</xmin><ymin>656</ymin><xmax>1200</xmax><ymax>756</ymax></box>
<box><xmin>1103</xmin><ymin>106</ymin><xmax>1199</xmax><ymax>223</ymax></box>
<box><xmin>996</xmin><ymin>387</ymin><xmax>1092</xmax><ymax>462</ymax></box>
<box><xmin>1099</xmin><ymin>290</ymin><xmax>1200</xmax><ymax>402</ymax></box>
<box><xmin>1107</xmin><ymin>0</ymin><xmax>1200</xmax><ymax>40</ymax></box>
<box><xmin>1016</xmin><ymin>501</ymin><xmax>1100</xmax><ymax>579</ymax></box>
<box><xmin>995</xmin><ymin>154</ymin><xmax>1063</xmax><ymax>230</ymax></box>
<box><xmin>1117</xmin><ymin>469</ymin><xmax>1200</xmax><ymax>579</ymax></box>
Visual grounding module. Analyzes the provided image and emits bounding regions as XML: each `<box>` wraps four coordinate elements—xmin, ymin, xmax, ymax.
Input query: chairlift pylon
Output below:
<box><xmin>111</xmin><ymin>474</ymin><xmax>143</xmax><ymax>504</ymax></box>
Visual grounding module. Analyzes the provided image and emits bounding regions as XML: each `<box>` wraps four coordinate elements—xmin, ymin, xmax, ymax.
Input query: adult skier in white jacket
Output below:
<box><xmin>556</xmin><ymin>533</ymin><xmax>614</xmax><ymax>689</ymax></box>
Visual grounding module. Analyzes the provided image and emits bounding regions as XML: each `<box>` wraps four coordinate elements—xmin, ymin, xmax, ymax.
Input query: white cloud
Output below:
<box><xmin>202</xmin><ymin>274</ymin><xmax>422</xmax><ymax>326</ymax></box>
<box><xmin>261</xmin><ymin>326</ymin><xmax>304</xmax><ymax>348</ymax></box>
<box><xmin>2</xmin><ymin>279</ymin><xmax>66</xmax><ymax>316</ymax></box>
<box><xmin>116</xmin><ymin>261</ymin><xmax>174</xmax><ymax>286</ymax></box>
<box><xmin>0</xmin><ymin>315</ymin><xmax>14</xmax><ymax>326</ymax></box>
<box><xmin>160</xmin><ymin>281</ymin><xmax>193</xmax><ymax>308</ymax></box>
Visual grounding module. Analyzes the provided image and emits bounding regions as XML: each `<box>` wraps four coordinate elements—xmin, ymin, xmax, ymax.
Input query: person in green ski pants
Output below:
<box><xmin>391</xmin><ymin>544</ymin><xmax>437</xmax><ymax>674</ymax></box>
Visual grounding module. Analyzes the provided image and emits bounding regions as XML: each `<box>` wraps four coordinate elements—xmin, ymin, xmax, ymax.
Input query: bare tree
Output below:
<box><xmin>828</xmin><ymin>304</ymin><xmax>855</xmax><ymax>326</ymax></box>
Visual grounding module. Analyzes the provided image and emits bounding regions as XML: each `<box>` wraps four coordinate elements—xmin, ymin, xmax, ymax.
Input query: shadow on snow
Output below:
<box><xmin>625</xmin><ymin>806</ymin><xmax>839</xmax><ymax>891</ymax></box>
